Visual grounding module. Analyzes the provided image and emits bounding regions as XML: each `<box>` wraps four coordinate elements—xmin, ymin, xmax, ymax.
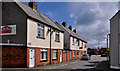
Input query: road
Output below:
<box><xmin>2</xmin><ymin>55</ymin><xmax>107</xmax><ymax>71</ymax></box>
<box><xmin>36</xmin><ymin>55</ymin><xmax>107</xmax><ymax>69</ymax></box>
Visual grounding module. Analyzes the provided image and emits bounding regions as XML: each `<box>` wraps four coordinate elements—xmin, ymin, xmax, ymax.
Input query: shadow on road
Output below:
<box><xmin>84</xmin><ymin>64</ymin><xmax>95</xmax><ymax>67</ymax></box>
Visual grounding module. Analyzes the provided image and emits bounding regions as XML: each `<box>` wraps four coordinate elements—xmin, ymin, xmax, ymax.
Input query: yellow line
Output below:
<box><xmin>70</xmin><ymin>61</ymin><xmax>78</xmax><ymax>64</ymax></box>
<box><xmin>48</xmin><ymin>64</ymin><xmax>68</xmax><ymax>69</ymax></box>
<box><xmin>48</xmin><ymin>61</ymin><xmax>79</xmax><ymax>69</ymax></box>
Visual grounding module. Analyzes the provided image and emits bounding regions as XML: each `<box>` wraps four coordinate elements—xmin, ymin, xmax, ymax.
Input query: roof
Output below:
<box><xmin>110</xmin><ymin>10</ymin><xmax>120</xmax><ymax>20</ymax></box>
<box><xmin>55</xmin><ymin>22</ymin><xmax>87</xmax><ymax>42</ymax></box>
<box><xmin>13</xmin><ymin>0</ymin><xmax>62</xmax><ymax>31</ymax></box>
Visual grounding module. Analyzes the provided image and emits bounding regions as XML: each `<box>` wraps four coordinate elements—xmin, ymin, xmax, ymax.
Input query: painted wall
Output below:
<box><xmin>110</xmin><ymin>11</ymin><xmax>119</xmax><ymax>68</ymax></box>
<box><xmin>2</xmin><ymin>2</ymin><xmax>27</xmax><ymax>45</ymax></box>
<box><xmin>70</xmin><ymin>37</ymin><xmax>80</xmax><ymax>50</ymax></box>
<box><xmin>27</xmin><ymin>19</ymin><xmax>64</xmax><ymax>49</ymax></box>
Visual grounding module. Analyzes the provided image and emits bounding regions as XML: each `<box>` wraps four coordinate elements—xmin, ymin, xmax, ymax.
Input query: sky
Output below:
<box><xmin>24</xmin><ymin>1</ymin><xmax>118</xmax><ymax>49</ymax></box>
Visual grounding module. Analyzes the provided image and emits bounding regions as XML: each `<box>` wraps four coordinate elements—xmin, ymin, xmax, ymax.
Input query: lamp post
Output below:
<box><xmin>107</xmin><ymin>34</ymin><xmax>110</xmax><ymax>61</ymax></box>
<box><xmin>49</xmin><ymin>28</ymin><xmax>54</xmax><ymax>65</ymax></box>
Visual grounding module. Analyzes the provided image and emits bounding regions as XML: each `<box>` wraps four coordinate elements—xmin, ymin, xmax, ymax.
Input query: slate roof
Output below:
<box><xmin>55</xmin><ymin>22</ymin><xmax>87</xmax><ymax>43</ymax></box>
<box><xmin>13</xmin><ymin>0</ymin><xmax>62</xmax><ymax>31</ymax></box>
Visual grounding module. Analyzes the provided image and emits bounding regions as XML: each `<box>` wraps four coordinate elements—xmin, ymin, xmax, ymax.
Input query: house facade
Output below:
<box><xmin>55</xmin><ymin>22</ymin><xmax>87</xmax><ymax>61</ymax></box>
<box><xmin>1</xmin><ymin>0</ymin><xmax>87</xmax><ymax>68</ymax></box>
<box><xmin>2</xmin><ymin>0</ymin><xmax>64</xmax><ymax>68</ymax></box>
<box><xmin>110</xmin><ymin>10</ymin><xmax>120</xmax><ymax>69</ymax></box>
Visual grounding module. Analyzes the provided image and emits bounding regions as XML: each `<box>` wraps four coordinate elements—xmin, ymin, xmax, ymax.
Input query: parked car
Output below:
<box><xmin>81</xmin><ymin>54</ymin><xmax>91</xmax><ymax>60</ymax></box>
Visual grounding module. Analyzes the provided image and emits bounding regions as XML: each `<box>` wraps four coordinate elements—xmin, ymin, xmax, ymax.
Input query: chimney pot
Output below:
<box><xmin>55</xmin><ymin>22</ymin><xmax>60</xmax><ymax>24</ymax></box>
<box><xmin>62</xmin><ymin>22</ymin><xmax>67</xmax><ymax>27</ymax></box>
<box><xmin>28</xmin><ymin>0</ymin><xmax>37</xmax><ymax>10</ymax></box>
<box><xmin>68</xmin><ymin>25</ymin><xmax>72</xmax><ymax>31</ymax></box>
<box><xmin>73</xmin><ymin>29</ymin><xmax>76</xmax><ymax>33</ymax></box>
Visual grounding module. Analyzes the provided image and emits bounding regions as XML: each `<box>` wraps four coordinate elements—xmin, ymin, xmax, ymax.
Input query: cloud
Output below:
<box><xmin>70</xmin><ymin>2</ymin><xmax>118</xmax><ymax>48</ymax></box>
<box><xmin>46</xmin><ymin>11</ymin><xmax>53</xmax><ymax>17</ymax></box>
<box><xmin>70</xmin><ymin>13</ymin><xmax>75</xmax><ymax>18</ymax></box>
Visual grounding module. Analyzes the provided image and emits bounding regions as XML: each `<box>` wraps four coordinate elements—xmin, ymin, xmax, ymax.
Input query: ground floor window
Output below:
<box><xmin>40</xmin><ymin>49</ymin><xmax>47</xmax><ymax>61</ymax></box>
<box><xmin>73</xmin><ymin>50</ymin><xmax>75</xmax><ymax>57</ymax></box>
<box><xmin>53</xmin><ymin>50</ymin><xmax>58</xmax><ymax>59</ymax></box>
<box><xmin>77</xmin><ymin>51</ymin><xmax>79</xmax><ymax>57</ymax></box>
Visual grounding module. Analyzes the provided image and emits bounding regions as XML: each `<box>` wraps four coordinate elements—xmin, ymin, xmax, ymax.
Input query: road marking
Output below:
<box><xmin>48</xmin><ymin>61</ymin><xmax>79</xmax><ymax>69</ymax></box>
<box><xmin>70</xmin><ymin>61</ymin><xmax>78</xmax><ymax>64</ymax></box>
<box><xmin>48</xmin><ymin>64</ymin><xmax>68</xmax><ymax>69</ymax></box>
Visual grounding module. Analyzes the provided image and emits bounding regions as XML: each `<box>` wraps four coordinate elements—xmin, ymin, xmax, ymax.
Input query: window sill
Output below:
<box><xmin>55</xmin><ymin>40</ymin><xmax>60</xmax><ymax>42</ymax></box>
<box><xmin>40</xmin><ymin>60</ymin><xmax>48</xmax><ymax>62</ymax></box>
<box><xmin>37</xmin><ymin>36</ymin><xmax>45</xmax><ymax>39</ymax></box>
<box><xmin>52</xmin><ymin>58</ymin><xmax>58</xmax><ymax>60</ymax></box>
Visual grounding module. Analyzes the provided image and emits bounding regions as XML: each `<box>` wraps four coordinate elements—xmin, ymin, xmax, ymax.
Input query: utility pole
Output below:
<box><xmin>107</xmin><ymin>34</ymin><xmax>110</xmax><ymax>61</ymax></box>
<box><xmin>49</xmin><ymin>28</ymin><xmax>54</xmax><ymax>65</ymax></box>
<box><xmin>50</xmin><ymin>28</ymin><xmax>52</xmax><ymax>65</ymax></box>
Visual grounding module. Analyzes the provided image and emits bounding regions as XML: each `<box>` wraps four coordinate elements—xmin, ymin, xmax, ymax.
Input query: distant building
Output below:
<box><xmin>55</xmin><ymin>22</ymin><xmax>87</xmax><ymax>60</ymax></box>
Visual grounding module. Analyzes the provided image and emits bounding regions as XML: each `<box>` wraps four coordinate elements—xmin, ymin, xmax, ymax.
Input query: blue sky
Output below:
<box><xmin>24</xmin><ymin>1</ymin><xmax>118</xmax><ymax>48</ymax></box>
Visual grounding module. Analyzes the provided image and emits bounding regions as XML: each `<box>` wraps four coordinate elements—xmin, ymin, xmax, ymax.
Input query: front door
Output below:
<box><xmin>70</xmin><ymin>51</ymin><xmax>72</xmax><ymax>60</ymax></box>
<box><xmin>29</xmin><ymin>48</ymin><xmax>35</xmax><ymax>67</ymax></box>
<box><xmin>60</xmin><ymin>50</ymin><xmax>62</xmax><ymax>62</ymax></box>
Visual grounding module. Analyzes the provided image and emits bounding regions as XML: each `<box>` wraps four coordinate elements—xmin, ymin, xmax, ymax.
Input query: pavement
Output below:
<box><xmin>1</xmin><ymin>55</ymin><xmax>108</xmax><ymax>71</ymax></box>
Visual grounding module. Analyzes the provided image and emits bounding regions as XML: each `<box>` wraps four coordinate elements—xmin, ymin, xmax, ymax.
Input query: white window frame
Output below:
<box><xmin>38</xmin><ymin>24</ymin><xmax>44</xmax><ymax>38</ymax></box>
<box><xmin>72</xmin><ymin>37</ymin><xmax>74</xmax><ymax>45</ymax></box>
<box><xmin>73</xmin><ymin>51</ymin><xmax>75</xmax><ymax>57</ymax></box>
<box><xmin>52</xmin><ymin>50</ymin><xmax>58</xmax><ymax>59</ymax></box>
<box><xmin>78</xmin><ymin>40</ymin><xmax>79</xmax><ymax>46</ymax></box>
<box><xmin>55</xmin><ymin>31</ymin><xmax>60</xmax><ymax>42</ymax></box>
<box><xmin>77</xmin><ymin>51</ymin><xmax>79</xmax><ymax>57</ymax></box>
<box><xmin>40</xmin><ymin>49</ymin><xmax>47</xmax><ymax>61</ymax></box>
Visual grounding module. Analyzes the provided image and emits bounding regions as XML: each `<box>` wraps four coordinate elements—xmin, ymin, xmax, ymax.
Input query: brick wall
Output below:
<box><xmin>34</xmin><ymin>48</ymin><xmax>60</xmax><ymax>67</ymax></box>
<box><xmin>71</xmin><ymin>50</ymin><xmax>78</xmax><ymax>60</ymax></box>
<box><xmin>2</xmin><ymin>46</ymin><xmax>27</xmax><ymax>68</ymax></box>
<box><xmin>35</xmin><ymin>48</ymin><xmax>49</xmax><ymax>67</ymax></box>
<box><xmin>51</xmin><ymin>49</ymin><xmax>60</xmax><ymax>64</ymax></box>
<box><xmin>62</xmin><ymin>50</ymin><xmax>67</xmax><ymax>62</ymax></box>
<box><xmin>27</xmin><ymin>48</ymin><xmax>29</xmax><ymax>68</ymax></box>
<box><xmin>66</xmin><ymin>50</ymin><xmax>70</xmax><ymax>61</ymax></box>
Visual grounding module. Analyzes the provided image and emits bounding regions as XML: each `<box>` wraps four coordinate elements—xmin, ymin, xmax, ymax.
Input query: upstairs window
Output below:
<box><xmin>55</xmin><ymin>32</ymin><xmax>60</xmax><ymax>42</ymax></box>
<box><xmin>72</xmin><ymin>37</ymin><xmax>74</xmax><ymax>45</ymax></box>
<box><xmin>78</xmin><ymin>40</ymin><xmax>79</xmax><ymax>46</ymax></box>
<box><xmin>38</xmin><ymin>24</ymin><xmax>44</xmax><ymax>38</ymax></box>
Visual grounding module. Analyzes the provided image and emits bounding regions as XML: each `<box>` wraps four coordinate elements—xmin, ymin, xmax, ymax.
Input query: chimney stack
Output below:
<box><xmin>55</xmin><ymin>22</ymin><xmax>60</xmax><ymax>24</ymax></box>
<box><xmin>62</xmin><ymin>22</ymin><xmax>67</xmax><ymax>27</ymax></box>
<box><xmin>68</xmin><ymin>25</ymin><xmax>72</xmax><ymax>31</ymax></box>
<box><xmin>73</xmin><ymin>29</ymin><xmax>76</xmax><ymax>33</ymax></box>
<box><xmin>28</xmin><ymin>0</ymin><xmax>37</xmax><ymax>10</ymax></box>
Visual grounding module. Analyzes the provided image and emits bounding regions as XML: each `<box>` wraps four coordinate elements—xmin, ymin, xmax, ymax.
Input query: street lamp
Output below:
<box><xmin>107</xmin><ymin>34</ymin><xmax>110</xmax><ymax>61</ymax></box>
<box><xmin>48</xmin><ymin>28</ymin><xmax>55</xmax><ymax>65</ymax></box>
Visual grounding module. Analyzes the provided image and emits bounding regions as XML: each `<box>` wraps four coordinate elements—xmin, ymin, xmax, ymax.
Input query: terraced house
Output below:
<box><xmin>1</xmin><ymin>0</ymin><xmax>87</xmax><ymax>68</ymax></box>
<box><xmin>1</xmin><ymin>0</ymin><xmax>64</xmax><ymax>68</ymax></box>
<box><xmin>55</xmin><ymin>22</ymin><xmax>87</xmax><ymax>61</ymax></box>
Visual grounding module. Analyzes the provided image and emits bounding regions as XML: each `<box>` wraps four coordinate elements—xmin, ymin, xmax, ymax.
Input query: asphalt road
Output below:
<box><xmin>35</xmin><ymin>55</ymin><xmax>107</xmax><ymax>69</ymax></box>
<box><xmin>2</xmin><ymin>55</ymin><xmax>107</xmax><ymax>71</ymax></box>
<box><xmin>56</xmin><ymin>55</ymin><xmax>106</xmax><ymax>69</ymax></box>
